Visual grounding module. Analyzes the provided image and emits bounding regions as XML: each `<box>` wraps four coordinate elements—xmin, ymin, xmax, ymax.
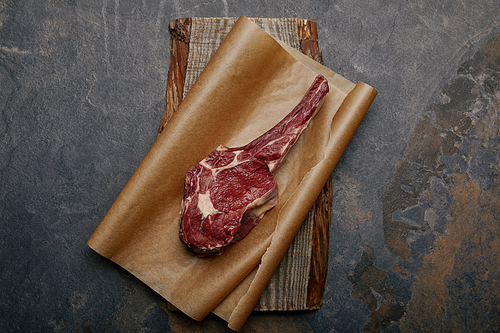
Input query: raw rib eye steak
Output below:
<box><xmin>179</xmin><ymin>75</ymin><xmax>329</xmax><ymax>256</ymax></box>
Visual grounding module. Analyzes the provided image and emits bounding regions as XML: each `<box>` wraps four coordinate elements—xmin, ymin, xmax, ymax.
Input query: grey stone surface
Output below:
<box><xmin>1</xmin><ymin>1</ymin><xmax>500</xmax><ymax>332</ymax></box>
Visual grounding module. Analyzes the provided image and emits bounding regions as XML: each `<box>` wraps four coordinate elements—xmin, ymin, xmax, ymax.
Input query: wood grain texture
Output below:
<box><xmin>159</xmin><ymin>17</ymin><xmax>331</xmax><ymax>311</ymax></box>
<box><xmin>158</xmin><ymin>18</ymin><xmax>191</xmax><ymax>135</ymax></box>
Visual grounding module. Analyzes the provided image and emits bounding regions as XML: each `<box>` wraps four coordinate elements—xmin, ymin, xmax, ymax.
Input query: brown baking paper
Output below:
<box><xmin>87</xmin><ymin>15</ymin><xmax>377</xmax><ymax>331</ymax></box>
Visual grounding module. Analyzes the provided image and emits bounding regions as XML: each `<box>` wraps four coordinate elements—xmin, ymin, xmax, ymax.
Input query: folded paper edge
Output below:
<box><xmin>225</xmin><ymin>81</ymin><xmax>377</xmax><ymax>332</ymax></box>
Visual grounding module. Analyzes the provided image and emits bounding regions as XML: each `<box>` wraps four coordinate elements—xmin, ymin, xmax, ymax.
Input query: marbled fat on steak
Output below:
<box><xmin>179</xmin><ymin>75</ymin><xmax>329</xmax><ymax>257</ymax></box>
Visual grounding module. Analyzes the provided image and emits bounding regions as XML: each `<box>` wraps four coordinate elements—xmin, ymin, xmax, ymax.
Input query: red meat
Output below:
<box><xmin>179</xmin><ymin>75</ymin><xmax>329</xmax><ymax>256</ymax></box>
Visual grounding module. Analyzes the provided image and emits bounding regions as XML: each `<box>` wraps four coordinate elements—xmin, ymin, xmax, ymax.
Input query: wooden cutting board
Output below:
<box><xmin>158</xmin><ymin>17</ymin><xmax>331</xmax><ymax>311</ymax></box>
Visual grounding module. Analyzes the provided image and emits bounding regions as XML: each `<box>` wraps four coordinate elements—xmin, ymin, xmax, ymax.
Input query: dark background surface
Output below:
<box><xmin>2</xmin><ymin>1</ymin><xmax>500</xmax><ymax>332</ymax></box>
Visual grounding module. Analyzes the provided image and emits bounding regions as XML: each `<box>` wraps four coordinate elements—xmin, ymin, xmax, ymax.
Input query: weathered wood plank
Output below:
<box><xmin>158</xmin><ymin>17</ymin><xmax>191</xmax><ymax>136</ymax></box>
<box><xmin>159</xmin><ymin>17</ymin><xmax>331</xmax><ymax>311</ymax></box>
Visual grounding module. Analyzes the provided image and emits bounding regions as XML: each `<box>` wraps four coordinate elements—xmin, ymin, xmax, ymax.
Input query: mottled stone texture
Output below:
<box><xmin>1</xmin><ymin>0</ymin><xmax>500</xmax><ymax>332</ymax></box>
<box><xmin>371</xmin><ymin>30</ymin><xmax>500</xmax><ymax>332</ymax></box>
